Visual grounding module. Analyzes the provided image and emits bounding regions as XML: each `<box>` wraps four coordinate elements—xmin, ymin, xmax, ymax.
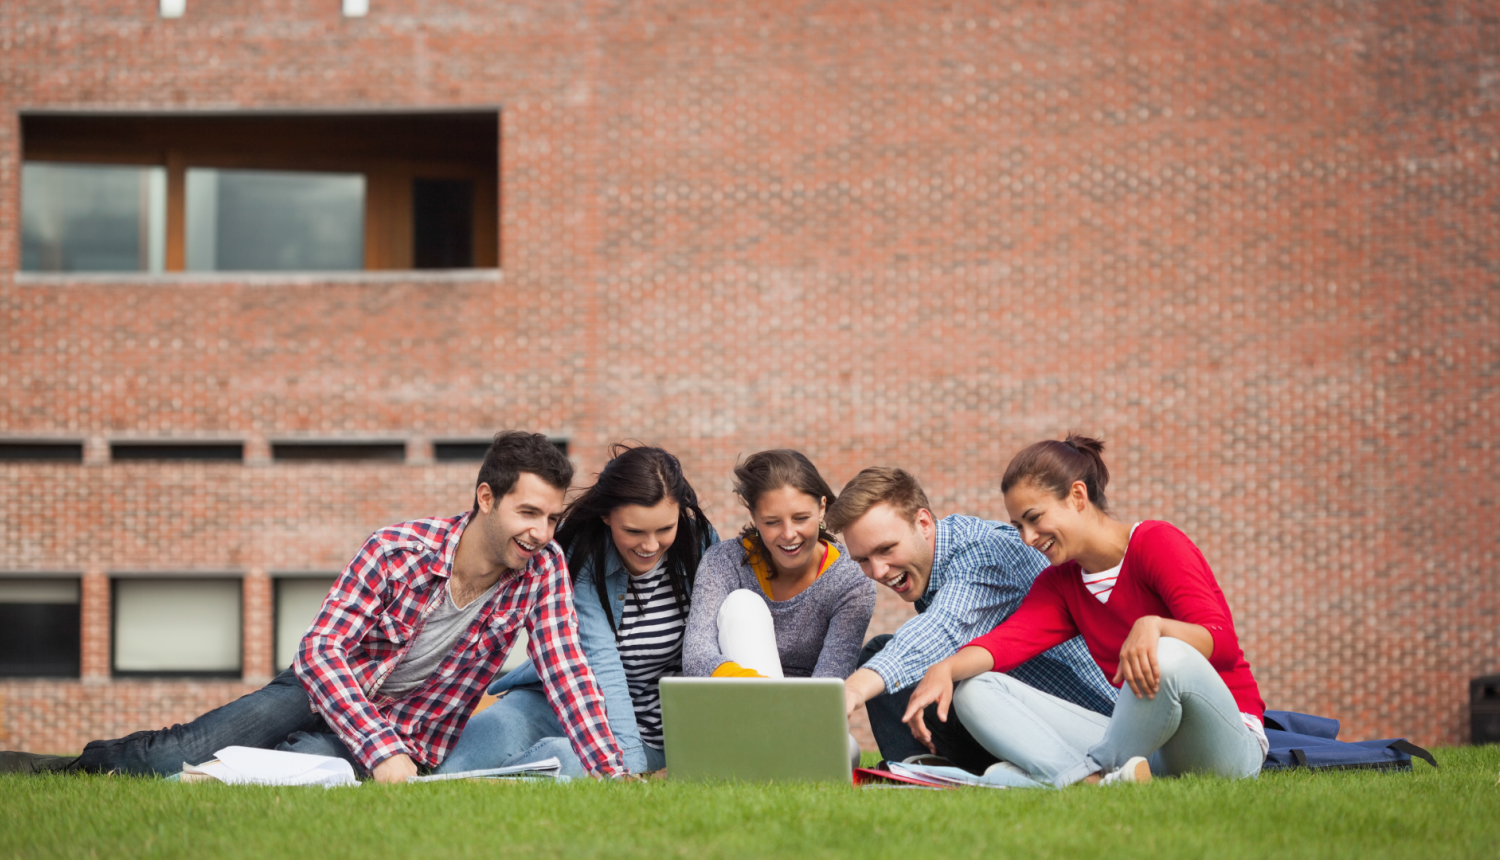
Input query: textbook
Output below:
<box><xmin>407</xmin><ymin>757</ymin><xmax>563</xmax><ymax>783</ymax></box>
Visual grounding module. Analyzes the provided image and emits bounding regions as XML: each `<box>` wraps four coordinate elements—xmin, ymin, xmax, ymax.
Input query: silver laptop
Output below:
<box><xmin>659</xmin><ymin>676</ymin><xmax>852</xmax><ymax>783</ymax></box>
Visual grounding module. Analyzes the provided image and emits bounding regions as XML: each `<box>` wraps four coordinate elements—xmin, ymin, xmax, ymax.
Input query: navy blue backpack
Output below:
<box><xmin>1261</xmin><ymin>710</ymin><xmax>1437</xmax><ymax>772</ymax></box>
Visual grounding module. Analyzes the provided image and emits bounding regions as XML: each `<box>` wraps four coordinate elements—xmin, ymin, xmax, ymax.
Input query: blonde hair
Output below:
<box><xmin>825</xmin><ymin>466</ymin><xmax>931</xmax><ymax>534</ymax></box>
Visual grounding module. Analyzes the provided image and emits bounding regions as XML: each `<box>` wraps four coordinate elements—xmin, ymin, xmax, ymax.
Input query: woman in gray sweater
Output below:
<box><xmin>683</xmin><ymin>449</ymin><xmax>875</xmax><ymax>680</ymax></box>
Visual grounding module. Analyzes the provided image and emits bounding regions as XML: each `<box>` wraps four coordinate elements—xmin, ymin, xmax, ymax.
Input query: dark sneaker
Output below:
<box><xmin>0</xmin><ymin>751</ymin><xmax>81</xmax><ymax>774</ymax></box>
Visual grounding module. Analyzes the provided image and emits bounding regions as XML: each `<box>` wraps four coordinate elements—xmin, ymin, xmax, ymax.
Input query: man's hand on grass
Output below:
<box><xmin>372</xmin><ymin>753</ymin><xmax>418</xmax><ymax>784</ymax></box>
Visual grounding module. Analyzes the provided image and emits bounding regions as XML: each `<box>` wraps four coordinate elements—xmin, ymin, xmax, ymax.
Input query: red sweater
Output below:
<box><xmin>968</xmin><ymin>521</ymin><xmax>1264</xmax><ymax>718</ymax></box>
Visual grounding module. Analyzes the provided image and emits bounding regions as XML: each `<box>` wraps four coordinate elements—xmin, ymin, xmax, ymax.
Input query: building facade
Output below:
<box><xmin>1</xmin><ymin>0</ymin><xmax>1496</xmax><ymax>754</ymax></box>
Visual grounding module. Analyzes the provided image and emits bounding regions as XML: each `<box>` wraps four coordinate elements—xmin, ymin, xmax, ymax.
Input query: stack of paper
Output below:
<box><xmin>854</xmin><ymin>762</ymin><xmax>1044</xmax><ymax>790</ymax></box>
<box><xmin>181</xmin><ymin>747</ymin><xmax>360</xmax><ymax>788</ymax></box>
<box><xmin>408</xmin><ymin>757</ymin><xmax>563</xmax><ymax>783</ymax></box>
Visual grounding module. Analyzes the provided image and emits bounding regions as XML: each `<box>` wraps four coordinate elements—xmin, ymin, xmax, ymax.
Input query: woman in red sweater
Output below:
<box><xmin>903</xmin><ymin>434</ymin><xmax>1266</xmax><ymax>786</ymax></box>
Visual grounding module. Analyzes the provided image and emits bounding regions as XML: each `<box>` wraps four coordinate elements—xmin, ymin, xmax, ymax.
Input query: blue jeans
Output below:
<box><xmin>857</xmin><ymin>634</ymin><xmax>999</xmax><ymax>771</ymax></box>
<box><xmin>436</xmin><ymin>685</ymin><xmax>666</xmax><ymax>777</ymax></box>
<box><xmin>952</xmin><ymin>638</ymin><xmax>1264</xmax><ymax>787</ymax></box>
<box><xmin>76</xmin><ymin>669</ymin><xmax>361</xmax><ymax>776</ymax></box>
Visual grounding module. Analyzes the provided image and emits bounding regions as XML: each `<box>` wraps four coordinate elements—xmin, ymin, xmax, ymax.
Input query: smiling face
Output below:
<box><xmin>1003</xmin><ymin>478</ymin><xmax>1090</xmax><ymax>566</ymax></box>
<box><xmin>840</xmin><ymin>501</ymin><xmax>936</xmax><ymax>603</ymax></box>
<box><xmin>750</xmin><ymin>485</ymin><xmax>827</xmax><ymax>577</ymax></box>
<box><xmin>476</xmin><ymin>471</ymin><xmax>568</xmax><ymax>572</ymax></box>
<box><xmin>604</xmin><ymin>498</ymin><xmax>681</xmax><ymax>577</ymax></box>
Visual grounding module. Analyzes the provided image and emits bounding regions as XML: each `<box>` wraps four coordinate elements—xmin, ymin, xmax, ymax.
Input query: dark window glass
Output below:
<box><xmin>433</xmin><ymin>439</ymin><xmax>568</xmax><ymax>461</ymax></box>
<box><xmin>0</xmin><ymin>442</ymin><xmax>83</xmax><ymax>462</ymax></box>
<box><xmin>0</xmin><ymin>579</ymin><xmax>81</xmax><ymax>678</ymax></box>
<box><xmin>413</xmin><ymin>178</ymin><xmax>474</xmax><ymax>269</ymax></box>
<box><xmin>433</xmin><ymin>441</ymin><xmax>490</xmax><ymax>461</ymax></box>
<box><xmin>272</xmin><ymin>442</ymin><xmax>406</xmax><ymax>463</ymax></box>
<box><xmin>111</xmin><ymin>442</ymin><xmax>244</xmax><ymax>462</ymax></box>
<box><xmin>186</xmin><ymin>168</ymin><xmax>364</xmax><ymax>271</ymax></box>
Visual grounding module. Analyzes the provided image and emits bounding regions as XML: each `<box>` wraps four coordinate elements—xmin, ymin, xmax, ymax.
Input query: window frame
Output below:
<box><xmin>109</xmin><ymin>573</ymin><xmax>244</xmax><ymax>679</ymax></box>
<box><xmin>18</xmin><ymin>109</ymin><xmax>501</xmax><ymax>273</ymax></box>
<box><xmin>0</xmin><ymin>573</ymin><xmax>82</xmax><ymax>679</ymax></box>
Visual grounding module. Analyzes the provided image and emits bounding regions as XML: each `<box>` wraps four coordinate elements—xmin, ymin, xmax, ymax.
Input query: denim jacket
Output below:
<box><xmin>487</xmin><ymin>524</ymin><xmax>719</xmax><ymax>774</ymax></box>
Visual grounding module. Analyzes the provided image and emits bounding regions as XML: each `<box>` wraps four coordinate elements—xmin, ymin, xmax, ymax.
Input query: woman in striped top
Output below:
<box><xmin>902</xmin><ymin>434</ymin><xmax>1266</xmax><ymax>787</ymax></box>
<box><xmin>437</xmin><ymin>444</ymin><xmax>716</xmax><ymax>776</ymax></box>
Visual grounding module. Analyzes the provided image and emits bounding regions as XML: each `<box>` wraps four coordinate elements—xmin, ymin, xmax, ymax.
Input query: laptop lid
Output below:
<box><xmin>659</xmin><ymin>676</ymin><xmax>852</xmax><ymax>783</ymax></box>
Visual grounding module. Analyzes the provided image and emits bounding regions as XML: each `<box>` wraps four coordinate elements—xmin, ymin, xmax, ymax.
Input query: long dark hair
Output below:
<box><xmin>733</xmin><ymin>449</ymin><xmax>838</xmax><ymax>580</ymax></box>
<box><xmin>554</xmin><ymin>444</ymin><xmax>710</xmax><ymax>632</ymax></box>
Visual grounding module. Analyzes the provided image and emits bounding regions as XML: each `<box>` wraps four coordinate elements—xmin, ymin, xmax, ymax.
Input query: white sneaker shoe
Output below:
<box><xmin>1098</xmin><ymin>756</ymin><xmax>1152</xmax><ymax>786</ymax></box>
<box><xmin>983</xmin><ymin>760</ymin><xmax>1031</xmax><ymax>779</ymax></box>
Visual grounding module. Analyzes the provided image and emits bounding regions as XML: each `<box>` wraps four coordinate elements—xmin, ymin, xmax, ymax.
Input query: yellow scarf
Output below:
<box><xmin>741</xmin><ymin>535</ymin><xmax>840</xmax><ymax>600</ymax></box>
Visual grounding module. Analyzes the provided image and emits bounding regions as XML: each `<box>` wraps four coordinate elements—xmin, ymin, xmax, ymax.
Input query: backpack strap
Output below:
<box><xmin>1388</xmin><ymin>740</ymin><xmax>1437</xmax><ymax>769</ymax></box>
<box><xmin>1290</xmin><ymin>749</ymin><xmax>1309</xmax><ymax>768</ymax></box>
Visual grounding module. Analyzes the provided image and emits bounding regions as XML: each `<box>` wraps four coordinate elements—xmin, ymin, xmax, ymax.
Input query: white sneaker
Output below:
<box><xmin>1098</xmin><ymin>756</ymin><xmax>1152</xmax><ymax>785</ymax></box>
<box><xmin>983</xmin><ymin>761</ymin><xmax>1031</xmax><ymax>779</ymax></box>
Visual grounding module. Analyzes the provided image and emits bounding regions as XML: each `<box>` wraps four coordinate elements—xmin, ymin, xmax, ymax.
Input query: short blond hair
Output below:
<box><xmin>826</xmin><ymin>466</ymin><xmax>931</xmax><ymax>533</ymax></box>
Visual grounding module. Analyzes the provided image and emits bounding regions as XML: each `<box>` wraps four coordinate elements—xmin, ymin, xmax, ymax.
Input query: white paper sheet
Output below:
<box><xmin>182</xmin><ymin>746</ymin><xmax>359</xmax><ymax>788</ymax></box>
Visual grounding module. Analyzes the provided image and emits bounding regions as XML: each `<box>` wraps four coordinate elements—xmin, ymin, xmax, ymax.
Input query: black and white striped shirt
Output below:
<box><xmin>615</xmin><ymin>561</ymin><xmax>688</xmax><ymax>750</ymax></box>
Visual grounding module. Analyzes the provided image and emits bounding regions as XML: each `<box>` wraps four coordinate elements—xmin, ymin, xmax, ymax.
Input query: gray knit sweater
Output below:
<box><xmin>682</xmin><ymin>537</ymin><xmax>876</xmax><ymax>679</ymax></box>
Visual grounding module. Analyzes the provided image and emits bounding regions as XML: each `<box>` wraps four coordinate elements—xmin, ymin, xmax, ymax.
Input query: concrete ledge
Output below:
<box><xmin>11</xmin><ymin>269</ymin><xmax>503</xmax><ymax>288</ymax></box>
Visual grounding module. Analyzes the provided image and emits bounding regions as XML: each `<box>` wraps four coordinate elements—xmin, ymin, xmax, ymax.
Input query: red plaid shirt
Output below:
<box><xmin>293</xmin><ymin>513</ymin><xmax>625</xmax><ymax>776</ymax></box>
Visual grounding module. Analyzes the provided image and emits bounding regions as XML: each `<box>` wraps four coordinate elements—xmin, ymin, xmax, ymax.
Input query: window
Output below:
<box><xmin>111</xmin><ymin>442</ymin><xmax>244</xmax><ymax>462</ymax></box>
<box><xmin>433</xmin><ymin>438</ymin><xmax>568</xmax><ymax>461</ymax></box>
<box><xmin>0</xmin><ymin>578</ymin><xmax>81</xmax><ymax>677</ymax></box>
<box><xmin>186</xmin><ymin>169</ymin><xmax>364</xmax><ymax>272</ymax></box>
<box><xmin>272</xmin><ymin>441</ymin><xmax>406</xmax><ymax>463</ymax></box>
<box><xmin>20</xmin><ymin>112</ymin><xmax>499</xmax><ymax>272</ymax></box>
<box><xmin>274</xmin><ymin>576</ymin><xmax>337</xmax><ymax>670</ymax></box>
<box><xmin>112</xmin><ymin>577</ymin><xmax>242</xmax><ymax>676</ymax></box>
<box><xmin>21</xmin><ymin>163</ymin><xmax>166</xmax><ymax>273</ymax></box>
<box><xmin>0</xmin><ymin>441</ymin><xmax>83</xmax><ymax>462</ymax></box>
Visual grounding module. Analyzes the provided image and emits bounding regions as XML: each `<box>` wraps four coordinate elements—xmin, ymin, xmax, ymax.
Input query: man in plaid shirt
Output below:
<box><xmin>2</xmin><ymin>431</ymin><xmax>626</xmax><ymax>782</ymax></box>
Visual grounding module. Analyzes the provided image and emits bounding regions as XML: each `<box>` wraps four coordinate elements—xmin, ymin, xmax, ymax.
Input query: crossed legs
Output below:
<box><xmin>953</xmin><ymin>637</ymin><xmax>1263</xmax><ymax>787</ymax></box>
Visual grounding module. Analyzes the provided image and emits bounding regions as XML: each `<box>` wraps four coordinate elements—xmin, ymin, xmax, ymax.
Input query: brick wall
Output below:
<box><xmin>0</xmin><ymin>1</ymin><xmax>1496</xmax><ymax>754</ymax></box>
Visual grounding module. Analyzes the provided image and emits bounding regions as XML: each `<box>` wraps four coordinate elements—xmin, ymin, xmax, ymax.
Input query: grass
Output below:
<box><xmin>2</xmin><ymin>747</ymin><xmax>1497</xmax><ymax>860</ymax></box>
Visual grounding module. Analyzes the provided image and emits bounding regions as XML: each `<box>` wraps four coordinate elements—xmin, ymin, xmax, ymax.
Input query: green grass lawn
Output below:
<box><xmin>3</xmin><ymin>747</ymin><xmax>1497</xmax><ymax>859</ymax></box>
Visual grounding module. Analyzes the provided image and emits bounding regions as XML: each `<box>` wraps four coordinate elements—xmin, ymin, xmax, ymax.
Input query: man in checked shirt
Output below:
<box><xmin>0</xmin><ymin>431</ymin><xmax>628</xmax><ymax>782</ymax></box>
<box><xmin>827</xmin><ymin>466</ymin><xmax>1117</xmax><ymax>772</ymax></box>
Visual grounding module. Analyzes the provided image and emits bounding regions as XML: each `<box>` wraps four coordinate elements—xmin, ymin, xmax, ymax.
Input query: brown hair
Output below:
<box><xmin>825</xmin><ymin>466</ymin><xmax>932</xmax><ymax>534</ymax></box>
<box><xmin>471</xmin><ymin>430</ymin><xmax>575</xmax><ymax>515</ymax></box>
<box><xmin>1001</xmin><ymin>432</ymin><xmax>1111</xmax><ymax>513</ymax></box>
<box><xmin>733</xmin><ymin>449</ymin><xmax>837</xmax><ymax>579</ymax></box>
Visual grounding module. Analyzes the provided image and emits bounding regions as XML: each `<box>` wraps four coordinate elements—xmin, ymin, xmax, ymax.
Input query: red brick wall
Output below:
<box><xmin>1</xmin><ymin>1</ymin><xmax>1496</xmax><ymax>754</ymax></box>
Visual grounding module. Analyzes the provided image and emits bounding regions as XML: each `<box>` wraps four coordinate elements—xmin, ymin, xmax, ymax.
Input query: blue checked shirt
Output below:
<box><xmin>862</xmin><ymin>515</ymin><xmax>1118</xmax><ymax>714</ymax></box>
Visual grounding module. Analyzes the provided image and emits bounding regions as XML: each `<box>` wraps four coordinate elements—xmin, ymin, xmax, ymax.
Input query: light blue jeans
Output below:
<box><xmin>952</xmin><ymin>637</ymin><xmax>1264</xmax><ymax>788</ymax></box>
<box><xmin>435</xmin><ymin>686</ymin><xmax>666</xmax><ymax>778</ymax></box>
